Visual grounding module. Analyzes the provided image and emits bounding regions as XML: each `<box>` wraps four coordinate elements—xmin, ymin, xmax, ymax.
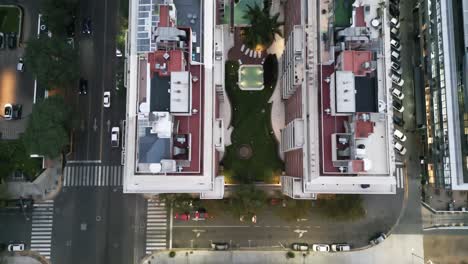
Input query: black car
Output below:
<box><xmin>8</xmin><ymin>32</ymin><xmax>17</xmax><ymax>49</ymax></box>
<box><xmin>393</xmin><ymin>115</ymin><xmax>405</xmax><ymax>126</ymax></box>
<box><xmin>79</xmin><ymin>78</ymin><xmax>88</xmax><ymax>95</ymax></box>
<box><xmin>81</xmin><ymin>17</ymin><xmax>92</xmax><ymax>35</ymax></box>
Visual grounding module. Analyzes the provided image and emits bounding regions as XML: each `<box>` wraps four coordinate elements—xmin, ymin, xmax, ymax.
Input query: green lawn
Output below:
<box><xmin>0</xmin><ymin>6</ymin><xmax>21</xmax><ymax>33</ymax></box>
<box><xmin>334</xmin><ymin>0</ymin><xmax>353</xmax><ymax>28</ymax></box>
<box><xmin>222</xmin><ymin>60</ymin><xmax>283</xmax><ymax>183</ymax></box>
<box><xmin>222</xmin><ymin>0</ymin><xmax>263</xmax><ymax>25</ymax></box>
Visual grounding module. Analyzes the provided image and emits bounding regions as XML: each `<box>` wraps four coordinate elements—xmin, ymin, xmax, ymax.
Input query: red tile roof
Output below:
<box><xmin>354</xmin><ymin>6</ymin><xmax>366</xmax><ymax>27</ymax></box>
<box><xmin>341</xmin><ymin>50</ymin><xmax>373</xmax><ymax>76</ymax></box>
<box><xmin>159</xmin><ymin>5</ymin><xmax>173</xmax><ymax>27</ymax></box>
<box><xmin>148</xmin><ymin>50</ymin><xmax>184</xmax><ymax>77</ymax></box>
<box><xmin>355</xmin><ymin>118</ymin><xmax>374</xmax><ymax>138</ymax></box>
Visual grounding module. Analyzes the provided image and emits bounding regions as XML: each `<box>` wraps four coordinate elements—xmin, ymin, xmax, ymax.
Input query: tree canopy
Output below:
<box><xmin>315</xmin><ymin>194</ymin><xmax>366</xmax><ymax>221</ymax></box>
<box><xmin>42</xmin><ymin>0</ymin><xmax>78</xmax><ymax>37</ymax></box>
<box><xmin>229</xmin><ymin>184</ymin><xmax>267</xmax><ymax>217</ymax></box>
<box><xmin>242</xmin><ymin>4</ymin><xmax>283</xmax><ymax>49</ymax></box>
<box><xmin>22</xmin><ymin>95</ymin><xmax>70</xmax><ymax>158</ymax></box>
<box><xmin>0</xmin><ymin>140</ymin><xmax>43</xmax><ymax>181</ymax></box>
<box><xmin>24</xmin><ymin>35</ymin><xmax>79</xmax><ymax>90</ymax></box>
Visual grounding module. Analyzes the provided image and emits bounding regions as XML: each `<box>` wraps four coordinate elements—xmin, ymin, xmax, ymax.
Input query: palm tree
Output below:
<box><xmin>242</xmin><ymin>3</ymin><xmax>283</xmax><ymax>49</ymax></box>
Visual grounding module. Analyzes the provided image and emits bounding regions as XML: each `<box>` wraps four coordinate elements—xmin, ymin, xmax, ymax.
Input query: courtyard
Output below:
<box><xmin>221</xmin><ymin>59</ymin><xmax>283</xmax><ymax>184</ymax></box>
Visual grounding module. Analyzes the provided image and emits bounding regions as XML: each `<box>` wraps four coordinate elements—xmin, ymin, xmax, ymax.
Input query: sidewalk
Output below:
<box><xmin>5</xmin><ymin>158</ymin><xmax>63</xmax><ymax>201</ymax></box>
<box><xmin>423</xmin><ymin>185</ymin><xmax>468</xmax><ymax>211</ymax></box>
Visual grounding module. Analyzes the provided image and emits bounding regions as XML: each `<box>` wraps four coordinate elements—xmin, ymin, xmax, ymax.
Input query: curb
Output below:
<box><xmin>18</xmin><ymin>250</ymin><xmax>50</xmax><ymax>264</ymax></box>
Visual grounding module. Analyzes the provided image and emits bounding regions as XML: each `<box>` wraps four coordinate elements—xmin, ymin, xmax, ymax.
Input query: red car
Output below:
<box><xmin>174</xmin><ymin>212</ymin><xmax>190</xmax><ymax>221</ymax></box>
<box><xmin>193</xmin><ymin>210</ymin><xmax>209</xmax><ymax>221</ymax></box>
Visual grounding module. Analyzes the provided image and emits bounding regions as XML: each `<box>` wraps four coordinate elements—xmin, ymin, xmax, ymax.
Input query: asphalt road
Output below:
<box><xmin>0</xmin><ymin>207</ymin><xmax>32</xmax><ymax>247</ymax></box>
<box><xmin>68</xmin><ymin>0</ymin><xmax>124</xmax><ymax>165</ymax></box>
<box><xmin>51</xmin><ymin>188</ymin><xmax>146</xmax><ymax>264</ymax></box>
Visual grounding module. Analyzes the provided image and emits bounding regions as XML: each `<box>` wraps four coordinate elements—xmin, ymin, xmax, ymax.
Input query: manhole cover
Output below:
<box><xmin>238</xmin><ymin>144</ymin><xmax>253</xmax><ymax>160</ymax></box>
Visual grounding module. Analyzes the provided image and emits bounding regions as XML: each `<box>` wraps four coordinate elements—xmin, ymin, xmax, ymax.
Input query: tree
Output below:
<box><xmin>22</xmin><ymin>96</ymin><xmax>71</xmax><ymax>158</ymax></box>
<box><xmin>42</xmin><ymin>0</ymin><xmax>78</xmax><ymax>36</ymax></box>
<box><xmin>229</xmin><ymin>184</ymin><xmax>267</xmax><ymax>217</ymax></box>
<box><xmin>24</xmin><ymin>35</ymin><xmax>79</xmax><ymax>90</ymax></box>
<box><xmin>0</xmin><ymin>140</ymin><xmax>43</xmax><ymax>181</ymax></box>
<box><xmin>242</xmin><ymin>3</ymin><xmax>283</xmax><ymax>49</ymax></box>
<box><xmin>315</xmin><ymin>194</ymin><xmax>366</xmax><ymax>221</ymax></box>
<box><xmin>275</xmin><ymin>197</ymin><xmax>312</xmax><ymax>222</ymax></box>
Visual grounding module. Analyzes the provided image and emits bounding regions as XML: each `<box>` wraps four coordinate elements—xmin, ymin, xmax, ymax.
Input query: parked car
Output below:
<box><xmin>17</xmin><ymin>58</ymin><xmax>24</xmax><ymax>72</ymax></box>
<box><xmin>79</xmin><ymin>78</ymin><xmax>88</xmax><ymax>95</ymax></box>
<box><xmin>390</xmin><ymin>17</ymin><xmax>400</xmax><ymax>29</ymax></box>
<box><xmin>391</xmin><ymin>66</ymin><xmax>402</xmax><ymax>75</ymax></box>
<box><xmin>7</xmin><ymin>243</ymin><xmax>24</xmax><ymax>252</ymax></box>
<box><xmin>0</xmin><ymin>32</ymin><xmax>4</xmax><ymax>49</ymax></box>
<box><xmin>390</xmin><ymin>27</ymin><xmax>400</xmax><ymax>36</ymax></box>
<box><xmin>4</xmin><ymin>104</ymin><xmax>12</xmax><ymax>120</ymax></box>
<box><xmin>291</xmin><ymin>243</ymin><xmax>309</xmax><ymax>251</ymax></box>
<box><xmin>331</xmin><ymin>244</ymin><xmax>351</xmax><ymax>252</ymax></box>
<box><xmin>116</xmin><ymin>49</ymin><xmax>123</xmax><ymax>57</ymax></box>
<box><xmin>211</xmin><ymin>242</ymin><xmax>229</xmax><ymax>250</ymax></box>
<box><xmin>393</xmin><ymin>115</ymin><xmax>405</xmax><ymax>126</ymax></box>
<box><xmin>390</xmin><ymin>39</ymin><xmax>401</xmax><ymax>51</ymax></box>
<box><xmin>8</xmin><ymin>32</ymin><xmax>17</xmax><ymax>49</ymax></box>
<box><xmin>394</xmin><ymin>142</ymin><xmax>407</xmax><ymax>155</ymax></box>
<box><xmin>103</xmin><ymin>91</ymin><xmax>111</xmax><ymax>108</ymax></box>
<box><xmin>174</xmin><ymin>212</ymin><xmax>190</xmax><ymax>221</ymax></box>
<box><xmin>391</xmin><ymin>88</ymin><xmax>404</xmax><ymax>100</ymax></box>
<box><xmin>370</xmin><ymin>233</ymin><xmax>387</xmax><ymax>245</ymax></box>
<box><xmin>393</xmin><ymin>100</ymin><xmax>405</xmax><ymax>112</ymax></box>
<box><xmin>391</xmin><ymin>74</ymin><xmax>404</xmax><ymax>86</ymax></box>
<box><xmin>391</xmin><ymin>51</ymin><xmax>400</xmax><ymax>61</ymax></box>
<box><xmin>192</xmin><ymin>208</ymin><xmax>209</xmax><ymax>220</ymax></box>
<box><xmin>394</xmin><ymin>129</ymin><xmax>407</xmax><ymax>142</ymax></box>
<box><xmin>111</xmin><ymin>127</ymin><xmax>120</xmax><ymax>147</ymax></box>
<box><xmin>312</xmin><ymin>244</ymin><xmax>330</xmax><ymax>252</ymax></box>
<box><xmin>81</xmin><ymin>17</ymin><xmax>92</xmax><ymax>35</ymax></box>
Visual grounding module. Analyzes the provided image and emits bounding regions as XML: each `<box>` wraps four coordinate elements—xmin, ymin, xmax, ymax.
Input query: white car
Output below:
<box><xmin>312</xmin><ymin>244</ymin><xmax>330</xmax><ymax>252</ymax></box>
<box><xmin>103</xmin><ymin>91</ymin><xmax>111</xmax><ymax>108</ymax></box>
<box><xmin>4</xmin><ymin>103</ymin><xmax>12</xmax><ymax>120</ymax></box>
<box><xmin>331</xmin><ymin>244</ymin><xmax>351</xmax><ymax>251</ymax></box>
<box><xmin>116</xmin><ymin>49</ymin><xmax>123</xmax><ymax>57</ymax></box>
<box><xmin>291</xmin><ymin>243</ymin><xmax>309</xmax><ymax>251</ymax></box>
<box><xmin>111</xmin><ymin>127</ymin><xmax>119</xmax><ymax>148</ymax></box>
<box><xmin>8</xmin><ymin>243</ymin><xmax>25</xmax><ymax>252</ymax></box>
<box><xmin>394</xmin><ymin>129</ymin><xmax>407</xmax><ymax>142</ymax></box>
<box><xmin>17</xmin><ymin>58</ymin><xmax>24</xmax><ymax>72</ymax></box>
<box><xmin>391</xmin><ymin>88</ymin><xmax>404</xmax><ymax>100</ymax></box>
<box><xmin>394</xmin><ymin>142</ymin><xmax>407</xmax><ymax>155</ymax></box>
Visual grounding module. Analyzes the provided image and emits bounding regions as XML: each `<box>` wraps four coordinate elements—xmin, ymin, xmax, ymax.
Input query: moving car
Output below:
<box><xmin>391</xmin><ymin>88</ymin><xmax>404</xmax><ymax>100</ymax></box>
<box><xmin>394</xmin><ymin>142</ymin><xmax>407</xmax><ymax>155</ymax></box>
<box><xmin>370</xmin><ymin>233</ymin><xmax>387</xmax><ymax>245</ymax></box>
<box><xmin>393</xmin><ymin>100</ymin><xmax>405</xmax><ymax>112</ymax></box>
<box><xmin>192</xmin><ymin>208</ymin><xmax>209</xmax><ymax>221</ymax></box>
<box><xmin>0</xmin><ymin>32</ymin><xmax>4</xmax><ymax>49</ymax></box>
<box><xmin>312</xmin><ymin>244</ymin><xmax>330</xmax><ymax>252</ymax></box>
<box><xmin>331</xmin><ymin>244</ymin><xmax>351</xmax><ymax>252</ymax></box>
<box><xmin>211</xmin><ymin>242</ymin><xmax>229</xmax><ymax>250</ymax></box>
<box><xmin>8</xmin><ymin>243</ymin><xmax>25</xmax><ymax>252</ymax></box>
<box><xmin>79</xmin><ymin>78</ymin><xmax>88</xmax><ymax>95</ymax></box>
<box><xmin>291</xmin><ymin>243</ymin><xmax>309</xmax><ymax>251</ymax></box>
<box><xmin>111</xmin><ymin>127</ymin><xmax>120</xmax><ymax>148</ymax></box>
<box><xmin>394</xmin><ymin>129</ymin><xmax>407</xmax><ymax>142</ymax></box>
<box><xmin>81</xmin><ymin>17</ymin><xmax>92</xmax><ymax>35</ymax></box>
<box><xmin>17</xmin><ymin>58</ymin><xmax>24</xmax><ymax>72</ymax></box>
<box><xmin>8</xmin><ymin>32</ymin><xmax>17</xmax><ymax>49</ymax></box>
<box><xmin>103</xmin><ymin>91</ymin><xmax>111</xmax><ymax>108</ymax></box>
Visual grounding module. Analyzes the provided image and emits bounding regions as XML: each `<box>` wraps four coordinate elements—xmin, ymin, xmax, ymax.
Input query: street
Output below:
<box><xmin>67</xmin><ymin>0</ymin><xmax>124</xmax><ymax>165</ymax></box>
<box><xmin>51</xmin><ymin>188</ymin><xmax>146</xmax><ymax>264</ymax></box>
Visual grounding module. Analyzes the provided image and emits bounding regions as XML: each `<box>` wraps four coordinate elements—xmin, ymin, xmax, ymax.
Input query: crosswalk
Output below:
<box><xmin>145</xmin><ymin>199</ymin><xmax>168</xmax><ymax>254</ymax></box>
<box><xmin>395</xmin><ymin>167</ymin><xmax>404</xmax><ymax>189</ymax></box>
<box><xmin>30</xmin><ymin>200</ymin><xmax>54</xmax><ymax>260</ymax></box>
<box><xmin>63</xmin><ymin>164</ymin><xmax>123</xmax><ymax>187</ymax></box>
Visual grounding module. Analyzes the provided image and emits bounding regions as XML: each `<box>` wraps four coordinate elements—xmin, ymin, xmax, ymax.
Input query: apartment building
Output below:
<box><xmin>124</xmin><ymin>0</ymin><xmax>224</xmax><ymax>198</ymax></box>
<box><xmin>280</xmin><ymin>0</ymin><xmax>398</xmax><ymax>198</ymax></box>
